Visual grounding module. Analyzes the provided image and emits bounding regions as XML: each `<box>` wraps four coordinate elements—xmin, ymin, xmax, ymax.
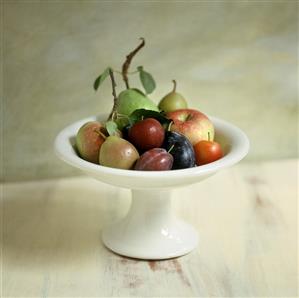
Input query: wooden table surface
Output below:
<box><xmin>2</xmin><ymin>160</ymin><xmax>298</xmax><ymax>297</ymax></box>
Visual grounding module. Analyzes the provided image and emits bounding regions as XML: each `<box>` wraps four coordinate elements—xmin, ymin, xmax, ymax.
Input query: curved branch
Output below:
<box><xmin>107</xmin><ymin>69</ymin><xmax>118</xmax><ymax>121</ymax></box>
<box><xmin>122</xmin><ymin>38</ymin><xmax>145</xmax><ymax>89</ymax></box>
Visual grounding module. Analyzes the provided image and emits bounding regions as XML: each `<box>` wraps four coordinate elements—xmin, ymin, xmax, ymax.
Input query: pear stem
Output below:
<box><xmin>172</xmin><ymin>80</ymin><xmax>177</xmax><ymax>92</ymax></box>
<box><xmin>122</xmin><ymin>38</ymin><xmax>145</xmax><ymax>89</ymax></box>
<box><xmin>208</xmin><ymin>131</ymin><xmax>210</xmax><ymax>141</ymax></box>
<box><xmin>107</xmin><ymin>69</ymin><xmax>118</xmax><ymax>121</ymax></box>
<box><xmin>94</xmin><ymin>129</ymin><xmax>107</xmax><ymax>140</ymax></box>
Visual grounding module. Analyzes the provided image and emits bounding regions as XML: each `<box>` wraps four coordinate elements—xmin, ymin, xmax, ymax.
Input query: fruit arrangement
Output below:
<box><xmin>75</xmin><ymin>39</ymin><xmax>223</xmax><ymax>171</ymax></box>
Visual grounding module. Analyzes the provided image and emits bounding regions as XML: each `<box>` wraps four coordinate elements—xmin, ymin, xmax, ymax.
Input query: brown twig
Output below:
<box><xmin>107</xmin><ymin>68</ymin><xmax>118</xmax><ymax>121</ymax></box>
<box><xmin>122</xmin><ymin>38</ymin><xmax>145</xmax><ymax>89</ymax></box>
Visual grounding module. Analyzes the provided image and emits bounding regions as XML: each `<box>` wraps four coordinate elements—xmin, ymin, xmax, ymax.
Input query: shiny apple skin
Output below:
<box><xmin>166</xmin><ymin>109</ymin><xmax>214</xmax><ymax>145</ymax></box>
<box><xmin>193</xmin><ymin>140</ymin><xmax>223</xmax><ymax>165</ymax></box>
<box><xmin>134</xmin><ymin>148</ymin><xmax>173</xmax><ymax>171</ymax></box>
<box><xmin>128</xmin><ymin>118</ymin><xmax>165</xmax><ymax>151</ymax></box>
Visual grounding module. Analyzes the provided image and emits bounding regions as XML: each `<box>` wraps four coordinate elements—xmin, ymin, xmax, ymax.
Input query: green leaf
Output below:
<box><xmin>137</xmin><ymin>66</ymin><xmax>156</xmax><ymax>94</ymax></box>
<box><xmin>93</xmin><ymin>67</ymin><xmax>111</xmax><ymax>91</ymax></box>
<box><xmin>105</xmin><ymin>120</ymin><xmax>118</xmax><ymax>136</ymax></box>
<box><xmin>129</xmin><ymin>109</ymin><xmax>171</xmax><ymax>126</ymax></box>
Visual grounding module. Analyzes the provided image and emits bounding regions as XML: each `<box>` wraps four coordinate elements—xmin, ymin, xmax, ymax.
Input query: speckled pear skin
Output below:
<box><xmin>159</xmin><ymin>92</ymin><xmax>188</xmax><ymax>113</ymax></box>
<box><xmin>99</xmin><ymin>136</ymin><xmax>139</xmax><ymax>170</ymax></box>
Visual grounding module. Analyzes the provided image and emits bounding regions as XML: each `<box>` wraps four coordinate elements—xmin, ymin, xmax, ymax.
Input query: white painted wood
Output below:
<box><xmin>2</xmin><ymin>160</ymin><xmax>298</xmax><ymax>297</ymax></box>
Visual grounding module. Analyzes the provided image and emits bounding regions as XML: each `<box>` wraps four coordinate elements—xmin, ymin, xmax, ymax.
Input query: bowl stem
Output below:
<box><xmin>102</xmin><ymin>189</ymin><xmax>198</xmax><ymax>260</ymax></box>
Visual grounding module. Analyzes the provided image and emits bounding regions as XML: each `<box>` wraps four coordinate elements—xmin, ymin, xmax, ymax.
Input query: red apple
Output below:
<box><xmin>166</xmin><ymin>109</ymin><xmax>214</xmax><ymax>145</ymax></box>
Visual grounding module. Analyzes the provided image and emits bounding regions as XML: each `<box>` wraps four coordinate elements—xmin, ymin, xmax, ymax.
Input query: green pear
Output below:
<box><xmin>116</xmin><ymin>89</ymin><xmax>159</xmax><ymax>116</ymax></box>
<box><xmin>99</xmin><ymin>136</ymin><xmax>139</xmax><ymax>170</ymax></box>
<box><xmin>158</xmin><ymin>80</ymin><xmax>188</xmax><ymax>112</ymax></box>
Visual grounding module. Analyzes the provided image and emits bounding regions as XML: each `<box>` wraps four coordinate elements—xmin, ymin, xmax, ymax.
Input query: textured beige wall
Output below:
<box><xmin>2</xmin><ymin>1</ymin><xmax>298</xmax><ymax>182</ymax></box>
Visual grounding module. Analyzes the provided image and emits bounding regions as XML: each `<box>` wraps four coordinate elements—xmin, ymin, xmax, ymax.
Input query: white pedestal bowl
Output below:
<box><xmin>54</xmin><ymin>115</ymin><xmax>249</xmax><ymax>260</ymax></box>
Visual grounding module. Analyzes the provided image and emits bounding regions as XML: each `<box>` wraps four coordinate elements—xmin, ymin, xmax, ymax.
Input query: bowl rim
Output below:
<box><xmin>54</xmin><ymin>115</ymin><xmax>249</xmax><ymax>178</ymax></box>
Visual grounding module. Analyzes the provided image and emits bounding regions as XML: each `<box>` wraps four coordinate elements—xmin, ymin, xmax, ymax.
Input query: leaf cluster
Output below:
<box><xmin>104</xmin><ymin>108</ymin><xmax>171</xmax><ymax>136</ymax></box>
<box><xmin>93</xmin><ymin>67</ymin><xmax>156</xmax><ymax>95</ymax></box>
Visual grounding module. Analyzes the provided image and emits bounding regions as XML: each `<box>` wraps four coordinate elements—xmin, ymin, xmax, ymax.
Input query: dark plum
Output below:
<box><xmin>163</xmin><ymin>131</ymin><xmax>196</xmax><ymax>169</ymax></box>
<box><xmin>134</xmin><ymin>148</ymin><xmax>173</xmax><ymax>171</ymax></box>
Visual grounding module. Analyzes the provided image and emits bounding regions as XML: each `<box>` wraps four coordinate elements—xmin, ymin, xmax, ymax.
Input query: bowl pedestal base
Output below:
<box><xmin>102</xmin><ymin>189</ymin><xmax>199</xmax><ymax>260</ymax></box>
